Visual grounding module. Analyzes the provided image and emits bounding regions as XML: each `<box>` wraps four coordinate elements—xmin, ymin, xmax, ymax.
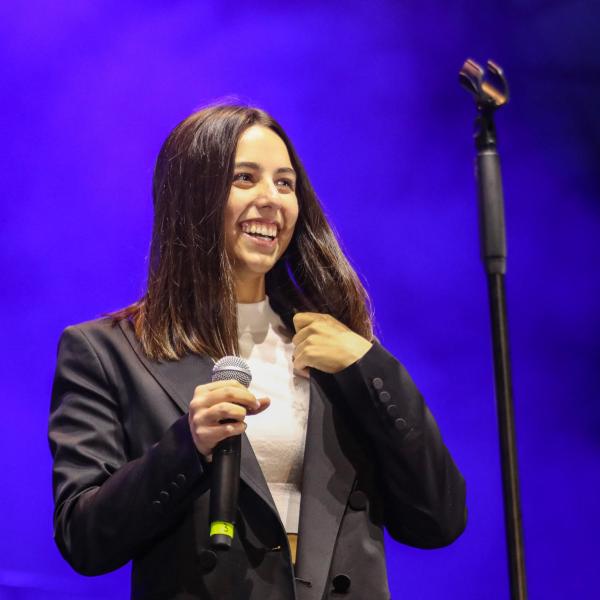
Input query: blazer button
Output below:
<box><xmin>176</xmin><ymin>473</ymin><xmax>187</xmax><ymax>487</ymax></box>
<box><xmin>332</xmin><ymin>573</ymin><xmax>351</xmax><ymax>593</ymax></box>
<box><xmin>394</xmin><ymin>417</ymin><xmax>408</xmax><ymax>431</ymax></box>
<box><xmin>159</xmin><ymin>490</ymin><xmax>170</xmax><ymax>504</ymax></box>
<box><xmin>151</xmin><ymin>500</ymin><xmax>163</xmax><ymax>515</ymax></box>
<box><xmin>378</xmin><ymin>390</ymin><xmax>391</xmax><ymax>404</ymax></box>
<box><xmin>386</xmin><ymin>404</ymin><xmax>400</xmax><ymax>419</ymax></box>
<box><xmin>371</xmin><ymin>377</ymin><xmax>384</xmax><ymax>390</ymax></box>
<box><xmin>348</xmin><ymin>490</ymin><xmax>368</xmax><ymax>511</ymax></box>
<box><xmin>197</xmin><ymin>549</ymin><xmax>217</xmax><ymax>573</ymax></box>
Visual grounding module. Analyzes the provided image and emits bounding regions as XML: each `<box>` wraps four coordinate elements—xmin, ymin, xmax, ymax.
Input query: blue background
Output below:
<box><xmin>1</xmin><ymin>1</ymin><xmax>599</xmax><ymax>598</ymax></box>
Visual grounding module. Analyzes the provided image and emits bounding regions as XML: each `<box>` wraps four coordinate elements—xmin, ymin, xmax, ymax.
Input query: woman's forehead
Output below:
<box><xmin>235</xmin><ymin>126</ymin><xmax>292</xmax><ymax>168</ymax></box>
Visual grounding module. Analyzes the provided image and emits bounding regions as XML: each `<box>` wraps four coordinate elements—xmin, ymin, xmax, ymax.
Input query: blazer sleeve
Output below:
<box><xmin>331</xmin><ymin>341</ymin><xmax>467</xmax><ymax>548</ymax></box>
<box><xmin>48</xmin><ymin>326</ymin><xmax>209</xmax><ymax>576</ymax></box>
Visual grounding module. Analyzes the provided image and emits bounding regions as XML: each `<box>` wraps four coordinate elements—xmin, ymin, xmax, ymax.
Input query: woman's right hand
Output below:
<box><xmin>188</xmin><ymin>380</ymin><xmax>270</xmax><ymax>459</ymax></box>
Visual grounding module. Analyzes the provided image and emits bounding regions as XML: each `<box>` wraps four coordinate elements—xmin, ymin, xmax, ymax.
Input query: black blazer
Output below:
<box><xmin>49</xmin><ymin>318</ymin><xmax>466</xmax><ymax>600</ymax></box>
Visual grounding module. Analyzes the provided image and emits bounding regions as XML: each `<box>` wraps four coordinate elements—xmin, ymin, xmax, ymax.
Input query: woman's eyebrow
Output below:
<box><xmin>234</xmin><ymin>161</ymin><xmax>260</xmax><ymax>170</ymax></box>
<box><xmin>276</xmin><ymin>167</ymin><xmax>296</xmax><ymax>177</ymax></box>
<box><xmin>234</xmin><ymin>161</ymin><xmax>296</xmax><ymax>176</ymax></box>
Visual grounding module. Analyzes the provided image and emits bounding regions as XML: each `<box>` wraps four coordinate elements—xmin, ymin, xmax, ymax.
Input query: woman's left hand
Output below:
<box><xmin>292</xmin><ymin>312</ymin><xmax>373</xmax><ymax>374</ymax></box>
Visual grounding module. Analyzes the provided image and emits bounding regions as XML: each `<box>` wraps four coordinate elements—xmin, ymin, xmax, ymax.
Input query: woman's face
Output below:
<box><xmin>224</xmin><ymin>125</ymin><xmax>299</xmax><ymax>290</ymax></box>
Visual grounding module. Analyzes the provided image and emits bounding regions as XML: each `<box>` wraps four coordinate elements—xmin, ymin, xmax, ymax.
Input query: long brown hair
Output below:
<box><xmin>113</xmin><ymin>104</ymin><xmax>373</xmax><ymax>360</ymax></box>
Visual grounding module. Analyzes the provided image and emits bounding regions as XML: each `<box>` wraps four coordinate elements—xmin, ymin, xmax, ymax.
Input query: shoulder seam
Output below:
<box><xmin>69</xmin><ymin>326</ymin><xmax>112</xmax><ymax>390</ymax></box>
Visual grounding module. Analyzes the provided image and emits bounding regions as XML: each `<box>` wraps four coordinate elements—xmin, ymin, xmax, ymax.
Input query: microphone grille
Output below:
<box><xmin>212</xmin><ymin>356</ymin><xmax>252</xmax><ymax>388</ymax></box>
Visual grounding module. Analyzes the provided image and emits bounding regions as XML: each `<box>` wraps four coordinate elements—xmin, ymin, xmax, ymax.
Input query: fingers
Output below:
<box><xmin>291</xmin><ymin>325</ymin><xmax>312</xmax><ymax>346</ymax></box>
<box><xmin>199</xmin><ymin>397</ymin><xmax>270</xmax><ymax>423</ymax></box>
<box><xmin>292</xmin><ymin>312</ymin><xmax>372</xmax><ymax>374</ymax></box>
<box><xmin>247</xmin><ymin>396</ymin><xmax>270</xmax><ymax>416</ymax></box>
<box><xmin>292</xmin><ymin>314</ymin><xmax>326</xmax><ymax>371</ymax></box>
<box><xmin>189</xmin><ymin>417</ymin><xmax>248</xmax><ymax>459</ymax></box>
<box><xmin>292</xmin><ymin>350</ymin><xmax>307</xmax><ymax>372</ymax></box>
<box><xmin>188</xmin><ymin>406</ymin><xmax>247</xmax><ymax>458</ymax></box>
<box><xmin>191</xmin><ymin>381</ymin><xmax>260</xmax><ymax>412</ymax></box>
<box><xmin>210</xmin><ymin>420</ymin><xmax>248</xmax><ymax>449</ymax></box>
<box><xmin>292</xmin><ymin>334</ymin><xmax>319</xmax><ymax>371</ymax></box>
<box><xmin>292</xmin><ymin>313</ymin><xmax>348</xmax><ymax>341</ymax></box>
<box><xmin>293</xmin><ymin>312</ymin><xmax>329</xmax><ymax>333</ymax></box>
<box><xmin>204</xmin><ymin>401</ymin><xmax>248</xmax><ymax>424</ymax></box>
<box><xmin>196</xmin><ymin>378</ymin><xmax>246</xmax><ymax>392</ymax></box>
<box><xmin>207</xmin><ymin>421</ymin><xmax>248</xmax><ymax>439</ymax></box>
<box><xmin>188</xmin><ymin>379</ymin><xmax>270</xmax><ymax>458</ymax></box>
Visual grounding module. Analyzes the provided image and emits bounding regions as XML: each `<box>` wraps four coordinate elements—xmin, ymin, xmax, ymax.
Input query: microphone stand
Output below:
<box><xmin>459</xmin><ymin>59</ymin><xmax>528</xmax><ymax>599</ymax></box>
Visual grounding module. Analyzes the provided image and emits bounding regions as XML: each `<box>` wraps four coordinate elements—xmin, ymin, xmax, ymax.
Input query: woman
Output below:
<box><xmin>49</xmin><ymin>104</ymin><xmax>466</xmax><ymax>600</ymax></box>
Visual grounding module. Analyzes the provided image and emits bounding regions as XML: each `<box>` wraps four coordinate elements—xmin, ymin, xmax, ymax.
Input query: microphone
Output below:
<box><xmin>209</xmin><ymin>356</ymin><xmax>252</xmax><ymax>549</ymax></box>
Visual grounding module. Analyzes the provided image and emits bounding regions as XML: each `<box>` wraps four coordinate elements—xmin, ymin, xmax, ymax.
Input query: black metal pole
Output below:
<box><xmin>460</xmin><ymin>59</ymin><xmax>528</xmax><ymax>599</ymax></box>
<box><xmin>487</xmin><ymin>273</ymin><xmax>527</xmax><ymax>600</ymax></box>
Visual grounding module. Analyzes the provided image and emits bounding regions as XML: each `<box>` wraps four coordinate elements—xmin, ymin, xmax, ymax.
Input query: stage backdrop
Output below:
<box><xmin>1</xmin><ymin>1</ymin><xmax>598</xmax><ymax>598</ymax></box>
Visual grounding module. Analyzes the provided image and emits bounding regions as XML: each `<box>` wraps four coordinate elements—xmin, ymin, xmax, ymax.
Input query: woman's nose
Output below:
<box><xmin>256</xmin><ymin>178</ymin><xmax>280</xmax><ymax>205</ymax></box>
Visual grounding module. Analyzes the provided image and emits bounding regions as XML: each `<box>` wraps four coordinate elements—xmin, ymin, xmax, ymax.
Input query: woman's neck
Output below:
<box><xmin>235</xmin><ymin>275</ymin><xmax>266</xmax><ymax>303</ymax></box>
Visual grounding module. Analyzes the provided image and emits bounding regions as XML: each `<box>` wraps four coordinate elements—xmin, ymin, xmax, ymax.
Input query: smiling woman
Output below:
<box><xmin>48</xmin><ymin>104</ymin><xmax>466</xmax><ymax>600</ymax></box>
<box><xmin>110</xmin><ymin>105</ymin><xmax>374</xmax><ymax>361</ymax></box>
<box><xmin>225</xmin><ymin>125</ymin><xmax>299</xmax><ymax>302</ymax></box>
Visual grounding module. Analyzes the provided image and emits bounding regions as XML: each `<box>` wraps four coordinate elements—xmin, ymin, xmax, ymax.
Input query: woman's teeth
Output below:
<box><xmin>241</xmin><ymin>222</ymin><xmax>277</xmax><ymax>240</ymax></box>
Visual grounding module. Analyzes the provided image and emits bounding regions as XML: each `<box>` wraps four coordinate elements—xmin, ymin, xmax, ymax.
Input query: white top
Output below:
<box><xmin>237</xmin><ymin>298</ymin><xmax>310</xmax><ymax>534</ymax></box>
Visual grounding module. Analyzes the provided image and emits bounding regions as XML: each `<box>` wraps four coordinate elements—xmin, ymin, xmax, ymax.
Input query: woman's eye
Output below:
<box><xmin>233</xmin><ymin>172</ymin><xmax>253</xmax><ymax>183</ymax></box>
<box><xmin>276</xmin><ymin>178</ymin><xmax>295</xmax><ymax>191</ymax></box>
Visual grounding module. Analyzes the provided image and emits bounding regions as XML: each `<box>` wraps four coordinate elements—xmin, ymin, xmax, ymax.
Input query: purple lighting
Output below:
<box><xmin>1</xmin><ymin>2</ymin><xmax>599</xmax><ymax>598</ymax></box>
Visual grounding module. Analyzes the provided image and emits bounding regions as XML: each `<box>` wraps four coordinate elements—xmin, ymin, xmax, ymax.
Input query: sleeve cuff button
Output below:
<box><xmin>394</xmin><ymin>417</ymin><xmax>408</xmax><ymax>431</ymax></box>
<box><xmin>386</xmin><ymin>404</ymin><xmax>400</xmax><ymax>419</ymax></box>
<box><xmin>371</xmin><ymin>377</ymin><xmax>384</xmax><ymax>390</ymax></box>
<box><xmin>378</xmin><ymin>390</ymin><xmax>391</xmax><ymax>404</ymax></box>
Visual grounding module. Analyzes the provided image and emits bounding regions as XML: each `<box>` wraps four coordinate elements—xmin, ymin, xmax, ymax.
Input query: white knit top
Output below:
<box><xmin>237</xmin><ymin>298</ymin><xmax>309</xmax><ymax>534</ymax></box>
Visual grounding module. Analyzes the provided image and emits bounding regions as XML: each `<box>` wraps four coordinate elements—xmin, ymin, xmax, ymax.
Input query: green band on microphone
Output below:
<box><xmin>210</xmin><ymin>520</ymin><xmax>235</xmax><ymax>539</ymax></box>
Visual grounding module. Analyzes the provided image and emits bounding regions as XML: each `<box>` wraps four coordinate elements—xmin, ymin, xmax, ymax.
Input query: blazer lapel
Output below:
<box><xmin>117</xmin><ymin>320</ymin><xmax>278</xmax><ymax>514</ymax></box>
<box><xmin>118</xmin><ymin>320</ymin><xmax>210</xmax><ymax>413</ymax></box>
<box><xmin>295</xmin><ymin>373</ymin><xmax>356</xmax><ymax>599</ymax></box>
<box><xmin>240</xmin><ymin>435</ymin><xmax>279</xmax><ymax>516</ymax></box>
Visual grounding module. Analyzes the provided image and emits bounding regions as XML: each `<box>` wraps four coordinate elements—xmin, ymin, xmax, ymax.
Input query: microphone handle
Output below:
<box><xmin>210</xmin><ymin>433</ymin><xmax>241</xmax><ymax>548</ymax></box>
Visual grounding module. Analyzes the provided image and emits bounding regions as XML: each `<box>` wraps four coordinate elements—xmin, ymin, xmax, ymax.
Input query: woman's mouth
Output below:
<box><xmin>240</xmin><ymin>221</ymin><xmax>278</xmax><ymax>243</ymax></box>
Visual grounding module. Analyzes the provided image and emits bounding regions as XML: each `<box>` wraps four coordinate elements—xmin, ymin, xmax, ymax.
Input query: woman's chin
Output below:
<box><xmin>232</xmin><ymin>247</ymin><xmax>281</xmax><ymax>273</ymax></box>
<box><xmin>232</xmin><ymin>258</ymin><xmax>277</xmax><ymax>281</ymax></box>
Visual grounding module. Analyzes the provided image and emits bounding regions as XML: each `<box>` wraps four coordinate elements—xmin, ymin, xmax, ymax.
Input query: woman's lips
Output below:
<box><xmin>241</xmin><ymin>231</ymin><xmax>277</xmax><ymax>249</ymax></box>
